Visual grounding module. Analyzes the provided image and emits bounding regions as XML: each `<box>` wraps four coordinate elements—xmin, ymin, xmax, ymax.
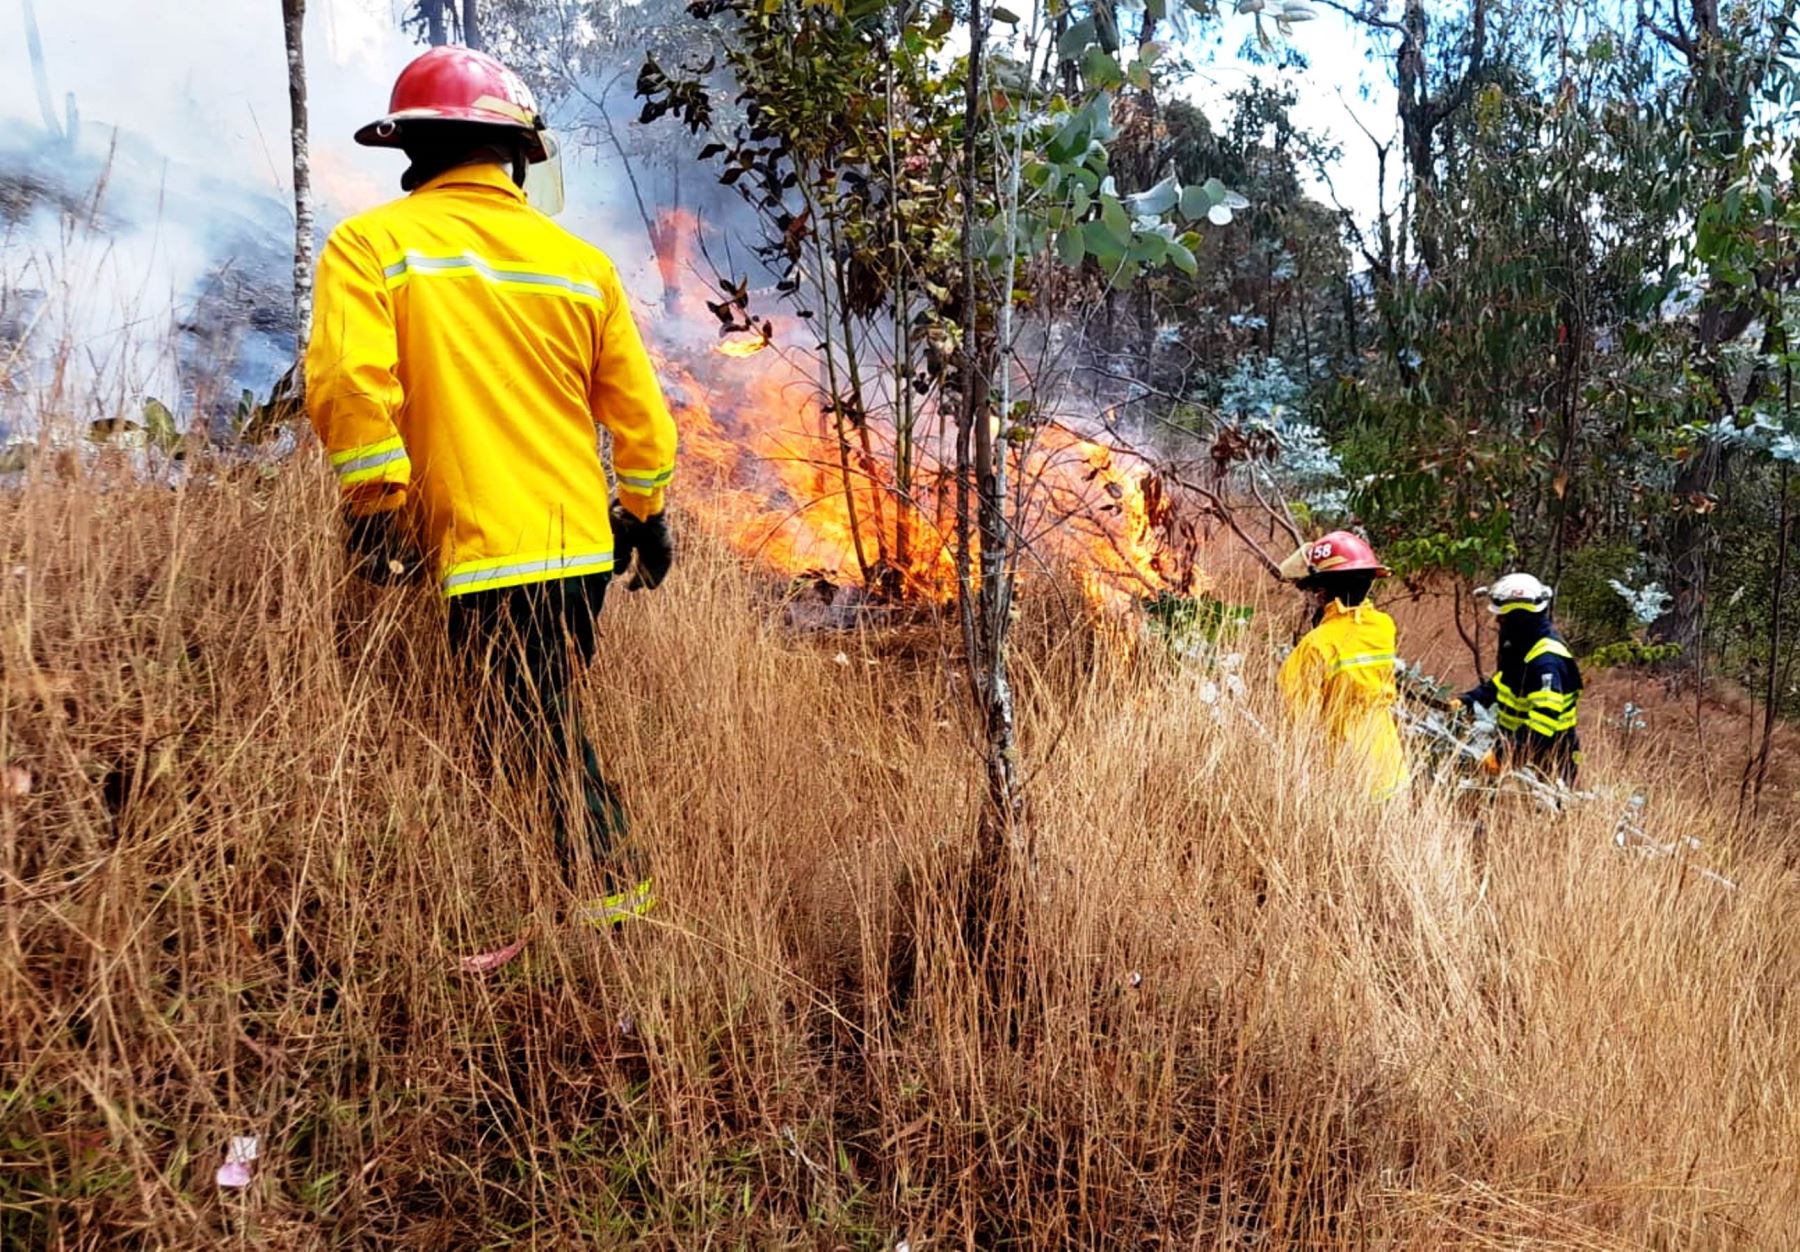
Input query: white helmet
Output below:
<box><xmin>1475</xmin><ymin>572</ymin><xmax>1553</xmax><ymax>615</ymax></box>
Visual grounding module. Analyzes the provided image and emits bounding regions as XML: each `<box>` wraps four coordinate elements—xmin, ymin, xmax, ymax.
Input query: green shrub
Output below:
<box><xmin>1555</xmin><ymin>539</ymin><xmax>1638</xmax><ymax>649</ymax></box>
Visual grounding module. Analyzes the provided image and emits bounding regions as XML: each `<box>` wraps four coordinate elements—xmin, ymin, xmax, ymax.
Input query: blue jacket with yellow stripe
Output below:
<box><xmin>1460</xmin><ymin>617</ymin><xmax>1583</xmax><ymax>781</ymax></box>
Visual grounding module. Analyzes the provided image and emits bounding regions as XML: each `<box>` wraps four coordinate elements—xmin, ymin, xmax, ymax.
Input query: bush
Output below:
<box><xmin>1555</xmin><ymin>539</ymin><xmax>1639</xmax><ymax>650</ymax></box>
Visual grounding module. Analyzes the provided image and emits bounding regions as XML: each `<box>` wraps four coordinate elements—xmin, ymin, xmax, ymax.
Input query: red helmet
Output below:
<box><xmin>356</xmin><ymin>46</ymin><xmax>548</xmax><ymax>163</ymax></box>
<box><xmin>1278</xmin><ymin>530</ymin><xmax>1391</xmax><ymax>581</ymax></box>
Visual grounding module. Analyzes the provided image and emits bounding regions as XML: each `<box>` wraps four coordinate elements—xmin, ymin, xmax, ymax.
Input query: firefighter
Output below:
<box><xmin>305</xmin><ymin>46</ymin><xmax>678</xmax><ymax>927</ymax></box>
<box><xmin>1276</xmin><ymin>532</ymin><xmax>1409</xmax><ymax>801</ymax></box>
<box><xmin>1452</xmin><ymin>574</ymin><xmax>1583</xmax><ymax>784</ymax></box>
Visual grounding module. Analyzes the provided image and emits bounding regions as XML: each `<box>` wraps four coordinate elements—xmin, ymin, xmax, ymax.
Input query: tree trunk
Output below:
<box><xmin>1751</xmin><ymin>461</ymin><xmax>1790</xmax><ymax>810</ymax></box>
<box><xmin>424</xmin><ymin>0</ymin><xmax>448</xmax><ymax>45</ymax></box>
<box><xmin>1651</xmin><ymin>0</ymin><xmax>1799</xmax><ymax>645</ymax></box>
<box><xmin>1393</xmin><ymin>0</ymin><xmax>1487</xmax><ymax>277</ymax></box>
<box><xmin>461</xmin><ymin>0</ymin><xmax>481</xmax><ymax>50</ymax></box>
<box><xmin>955</xmin><ymin>0</ymin><xmax>1023</xmax><ymax>956</ymax></box>
<box><xmin>282</xmin><ymin>0</ymin><xmax>314</xmax><ymax>352</ymax></box>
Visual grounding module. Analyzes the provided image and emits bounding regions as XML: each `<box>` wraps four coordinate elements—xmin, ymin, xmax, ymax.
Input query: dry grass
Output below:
<box><xmin>2</xmin><ymin>459</ymin><xmax>1797</xmax><ymax>1249</ymax></box>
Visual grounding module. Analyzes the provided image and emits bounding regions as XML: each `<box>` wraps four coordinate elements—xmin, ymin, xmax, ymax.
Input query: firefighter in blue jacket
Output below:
<box><xmin>1453</xmin><ymin>574</ymin><xmax>1584</xmax><ymax>784</ymax></box>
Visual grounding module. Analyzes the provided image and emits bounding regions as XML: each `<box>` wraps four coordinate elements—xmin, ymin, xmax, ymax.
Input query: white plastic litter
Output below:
<box><xmin>216</xmin><ymin>1135</ymin><xmax>259</xmax><ymax>1188</ymax></box>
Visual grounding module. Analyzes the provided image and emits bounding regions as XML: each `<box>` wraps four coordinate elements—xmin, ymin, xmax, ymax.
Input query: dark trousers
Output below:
<box><xmin>447</xmin><ymin>572</ymin><xmax>634</xmax><ymax>890</ymax></box>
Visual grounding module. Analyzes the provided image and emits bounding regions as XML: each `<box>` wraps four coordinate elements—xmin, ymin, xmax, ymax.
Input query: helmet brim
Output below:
<box><xmin>354</xmin><ymin>109</ymin><xmax>549</xmax><ymax>163</ymax></box>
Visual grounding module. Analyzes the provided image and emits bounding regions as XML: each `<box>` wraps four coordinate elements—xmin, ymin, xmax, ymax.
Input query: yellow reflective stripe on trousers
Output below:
<box><xmin>1328</xmin><ymin>651</ymin><xmax>1396</xmax><ymax>676</ymax></box>
<box><xmin>381</xmin><ymin>252</ymin><xmax>605</xmax><ymax>304</ymax></box>
<box><xmin>440</xmin><ymin>548</ymin><xmax>615</xmax><ymax>597</ymax></box>
<box><xmin>616</xmin><ymin>465</ymin><xmax>676</xmax><ymax>492</ymax></box>
<box><xmin>330</xmin><ymin>435</ymin><xmax>410</xmax><ymax>487</ymax></box>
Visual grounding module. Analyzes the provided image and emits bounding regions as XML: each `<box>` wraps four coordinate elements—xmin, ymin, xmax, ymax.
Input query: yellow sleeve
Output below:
<box><xmin>591</xmin><ymin>262</ymin><xmax>677</xmax><ymax>520</ymax></box>
<box><xmin>1278</xmin><ymin>631</ymin><xmax>1329</xmax><ymax>721</ymax></box>
<box><xmin>304</xmin><ymin>225</ymin><xmax>410</xmax><ymax>518</ymax></box>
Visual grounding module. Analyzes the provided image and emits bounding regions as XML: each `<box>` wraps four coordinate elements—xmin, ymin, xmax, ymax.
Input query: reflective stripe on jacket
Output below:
<box><xmin>1278</xmin><ymin>600</ymin><xmax>1410</xmax><ymax>801</ymax></box>
<box><xmin>304</xmin><ymin>164</ymin><xmax>678</xmax><ymax>597</ymax></box>
<box><xmin>1461</xmin><ymin>630</ymin><xmax>1583</xmax><ymax>780</ymax></box>
<box><xmin>1493</xmin><ymin>637</ymin><xmax>1579</xmax><ymax>736</ymax></box>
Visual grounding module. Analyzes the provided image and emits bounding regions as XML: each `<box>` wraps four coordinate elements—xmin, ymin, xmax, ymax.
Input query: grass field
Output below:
<box><xmin>2</xmin><ymin>458</ymin><xmax>1797</xmax><ymax>1247</ymax></box>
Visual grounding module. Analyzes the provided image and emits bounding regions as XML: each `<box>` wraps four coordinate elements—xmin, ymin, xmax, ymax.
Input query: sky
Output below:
<box><xmin>1183</xmin><ymin>11</ymin><xmax>1400</xmax><ymax>229</ymax></box>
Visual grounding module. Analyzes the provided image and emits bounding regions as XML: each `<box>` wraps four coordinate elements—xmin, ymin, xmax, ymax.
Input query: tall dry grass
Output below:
<box><xmin>1</xmin><ymin>458</ymin><xmax>1797</xmax><ymax>1249</ymax></box>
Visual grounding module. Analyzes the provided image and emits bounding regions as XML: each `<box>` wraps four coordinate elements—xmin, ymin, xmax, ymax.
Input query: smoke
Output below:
<box><xmin>0</xmin><ymin>0</ymin><xmax>416</xmax><ymax>434</ymax></box>
<box><xmin>0</xmin><ymin>0</ymin><xmax>747</xmax><ymax>442</ymax></box>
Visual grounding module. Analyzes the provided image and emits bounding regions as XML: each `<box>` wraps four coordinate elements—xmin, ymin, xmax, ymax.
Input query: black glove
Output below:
<box><xmin>343</xmin><ymin>511</ymin><xmax>418</xmax><ymax>585</ymax></box>
<box><xmin>611</xmin><ymin>503</ymin><xmax>672</xmax><ymax>591</ymax></box>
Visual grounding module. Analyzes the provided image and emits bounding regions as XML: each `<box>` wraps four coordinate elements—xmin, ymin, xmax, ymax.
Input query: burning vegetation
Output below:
<box><xmin>647</xmin><ymin>211</ymin><xmax>1204</xmax><ymax>612</ymax></box>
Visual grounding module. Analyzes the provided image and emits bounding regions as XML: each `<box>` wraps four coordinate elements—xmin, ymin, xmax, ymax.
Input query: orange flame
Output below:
<box><xmin>645</xmin><ymin>210</ymin><xmax>1202</xmax><ymax>610</ymax></box>
<box><xmin>714</xmin><ymin>336</ymin><xmax>770</xmax><ymax>359</ymax></box>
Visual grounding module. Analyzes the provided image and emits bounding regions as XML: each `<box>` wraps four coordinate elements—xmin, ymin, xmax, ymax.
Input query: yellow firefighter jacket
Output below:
<box><xmin>304</xmin><ymin>163</ymin><xmax>677</xmax><ymax>597</ymax></box>
<box><xmin>1277</xmin><ymin>599</ymin><xmax>1409</xmax><ymax>801</ymax></box>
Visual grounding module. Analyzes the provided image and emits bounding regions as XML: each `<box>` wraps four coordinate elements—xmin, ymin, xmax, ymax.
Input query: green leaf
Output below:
<box><xmin>1058</xmin><ymin>16</ymin><xmax>1097</xmax><ymax>58</ymax></box>
<box><xmin>1128</xmin><ymin>230</ymin><xmax>1170</xmax><ymax>264</ymax></box>
<box><xmin>1088</xmin><ymin>92</ymin><xmax>1117</xmax><ymax>141</ymax></box>
<box><xmin>1108</xmin><ymin>258</ymin><xmax>1141</xmax><ymax>290</ymax></box>
<box><xmin>1179</xmin><ymin>184</ymin><xmax>1210</xmax><ymax>222</ymax></box>
<box><xmin>143</xmin><ymin>398</ymin><xmax>179</xmax><ymax>451</ymax></box>
<box><xmin>1068</xmin><ymin>180</ymin><xmax>1091</xmax><ymax>219</ymax></box>
<box><xmin>1057</xmin><ymin>227</ymin><xmax>1086</xmax><ymax>268</ymax></box>
<box><xmin>1167</xmin><ymin>240</ymin><xmax>1197</xmax><ymax>276</ymax></box>
<box><xmin>1100</xmin><ymin>193</ymin><xmax>1131</xmax><ymax>245</ymax></box>
<box><xmin>993</xmin><ymin>5</ymin><xmax>1021</xmax><ymax>21</ymax></box>
<box><xmin>1044</xmin><ymin>108</ymin><xmax>1093</xmax><ymax>163</ymax></box>
<box><xmin>1081</xmin><ymin>46</ymin><xmax>1123</xmax><ymax>90</ymax></box>
<box><xmin>1082</xmin><ymin>220</ymin><xmax>1126</xmax><ymax>269</ymax></box>
<box><xmin>1125</xmin><ymin>175</ymin><xmax>1180</xmax><ymax>217</ymax></box>
<box><xmin>1202</xmin><ymin>176</ymin><xmax>1229</xmax><ymax>205</ymax></box>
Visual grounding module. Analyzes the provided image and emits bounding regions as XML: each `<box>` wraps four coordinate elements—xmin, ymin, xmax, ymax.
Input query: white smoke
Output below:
<box><xmin>0</xmin><ymin>0</ymin><xmax>704</xmax><ymax>442</ymax></box>
<box><xmin>0</xmin><ymin>1</ymin><xmax>417</xmax><ymax>435</ymax></box>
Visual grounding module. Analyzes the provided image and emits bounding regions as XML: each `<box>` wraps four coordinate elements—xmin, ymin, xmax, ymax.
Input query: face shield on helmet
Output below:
<box><xmin>521</xmin><ymin>132</ymin><xmax>565</xmax><ymax>216</ymax></box>
<box><xmin>1278</xmin><ymin>530</ymin><xmax>1391</xmax><ymax>582</ymax></box>
<box><xmin>358</xmin><ymin>46</ymin><xmax>566</xmax><ymax>214</ymax></box>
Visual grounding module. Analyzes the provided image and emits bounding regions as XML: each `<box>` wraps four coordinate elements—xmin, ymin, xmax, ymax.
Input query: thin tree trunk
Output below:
<box><xmin>282</xmin><ymin>0</ymin><xmax>315</xmax><ymax>353</ymax></box>
<box><xmin>590</xmin><ymin>80</ymin><xmax>678</xmax><ymax>313</ymax></box>
<box><xmin>425</xmin><ymin>0</ymin><xmax>448</xmax><ymax>45</ymax></box>
<box><xmin>886</xmin><ymin>45</ymin><xmax>915</xmax><ymax>577</ymax></box>
<box><xmin>1452</xmin><ymin>580</ymin><xmax>1481</xmax><ymax>676</ymax></box>
<box><xmin>1751</xmin><ymin>423</ymin><xmax>1793</xmax><ymax>810</ymax></box>
<box><xmin>461</xmin><ymin>0</ymin><xmax>481</xmax><ymax>50</ymax></box>
<box><xmin>957</xmin><ymin>0</ymin><xmax>1021</xmax><ymax>932</ymax></box>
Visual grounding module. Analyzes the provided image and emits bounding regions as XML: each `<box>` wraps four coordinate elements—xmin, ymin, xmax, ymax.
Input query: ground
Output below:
<box><xmin>1</xmin><ymin>468</ymin><xmax>1797</xmax><ymax>1247</ymax></box>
